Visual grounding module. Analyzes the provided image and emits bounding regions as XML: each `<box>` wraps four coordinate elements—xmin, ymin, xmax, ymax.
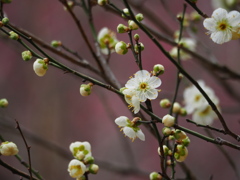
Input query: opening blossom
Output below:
<box><xmin>115</xmin><ymin>116</ymin><xmax>145</xmax><ymax>141</ymax></box>
<box><xmin>69</xmin><ymin>141</ymin><xmax>92</xmax><ymax>161</ymax></box>
<box><xmin>68</xmin><ymin>159</ymin><xmax>86</xmax><ymax>178</ymax></box>
<box><xmin>97</xmin><ymin>27</ymin><xmax>119</xmax><ymax>55</ymax></box>
<box><xmin>203</xmin><ymin>8</ymin><xmax>240</xmax><ymax>44</ymax></box>
<box><xmin>122</xmin><ymin>70</ymin><xmax>161</xmax><ymax>114</ymax></box>
<box><xmin>0</xmin><ymin>141</ymin><xmax>19</xmax><ymax>156</ymax></box>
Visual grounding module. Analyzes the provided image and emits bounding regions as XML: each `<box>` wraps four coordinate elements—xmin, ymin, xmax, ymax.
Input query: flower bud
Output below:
<box><xmin>84</xmin><ymin>156</ymin><xmax>94</xmax><ymax>164</ymax></box>
<box><xmin>89</xmin><ymin>164</ymin><xmax>99</xmax><ymax>174</ymax></box>
<box><xmin>2</xmin><ymin>17</ymin><xmax>9</xmax><ymax>25</ymax></box>
<box><xmin>190</xmin><ymin>11</ymin><xmax>201</xmax><ymax>21</ymax></box>
<box><xmin>68</xmin><ymin>159</ymin><xmax>86</xmax><ymax>178</ymax></box>
<box><xmin>157</xmin><ymin>145</ymin><xmax>169</xmax><ymax>156</ymax></box>
<box><xmin>115</xmin><ymin>41</ymin><xmax>128</xmax><ymax>55</ymax></box>
<box><xmin>33</xmin><ymin>58</ymin><xmax>48</xmax><ymax>77</ymax></box>
<box><xmin>162</xmin><ymin>127</ymin><xmax>172</xmax><ymax>136</ymax></box>
<box><xmin>182</xmin><ymin>137</ymin><xmax>190</xmax><ymax>147</ymax></box>
<box><xmin>166</xmin><ymin>159</ymin><xmax>176</xmax><ymax>166</ymax></box>
<box><xmin>175</xmin><ymin>146</ymin><xmax>188</xmax><ymax>162</ymax></box>
<box><xmin>122</xmin><ymin>8</ymin><xmax>130</xmax><ymax>18</ymax></box>
<box><xmin>0</xmin><ymin>98</ymin><xmax>8</xmax><ymax>107</ymax></box>
<box><xmin>135</xmin><ymin>13</ymin><xmax>144</xmax><ymax>22</ymax></box>
<box><xmin>174</xmin><ymin>130</ymin><xmax>187</xmax><ymax>141</ymax></box>
<box><xmin>128</xmin><ymin>20</ymin><xmax>139</xmax><ymax>30</ymax></box>
<box><xmin>9</xmin><ymin>31</ymin><xmax>19</xmax><ymax>40</ymax></box>
<box><xmin>168</xmin><ymin>135</ymin><xmax>175</xmax><ymax>140</ymax></box>
<box><xmin>162</xmin><ymin>114</ymin><xmax>175</xmax><ymax>127</ymax></box>
<box><xmin>22</xmin><ymin>50</ymin><xmax>32</xmax><ymax>61</ymax></box>
<box><xmin>80</xmin><ymin>83</ymin><xmax>93</xmax><ymax>97</ymax></box>
<box><xmin>159</xmin><ymin>99</ymin><xmax>171</xmax><ymax>108</ymax></box>
<box><xmin>0</xmin><ymin>141</ymin><xmax>18</xmax><ymax>156</ymax></box>
<box><xmin>134</xmin><ymin>42</ymin><xmax>144</xmax><ymax>53</ymax></box>
<box><xmin>51</xmin><ymin>40</ymin><xmax>62</xmax><ymax>48</ymax></box>
<box><xmin>98</xmin><ymin>0</ymin><xmax>108</xmax><ymax>6</ymax></box>
<box><xmin>63</xmin><ymin>1</ymin><xmax>74</xmax><ymax>11</ymax></box>
<box><xmin>134</xmin><ymin>34</ymin><xmax>140</xmax><ymax>41</ymax></box>
<box><xmin>179</xmin><ymin>108</ymin><xmax>187</xmax><ymax>116</ymax></box>
<box><xmin>153</xmin><ymin>64</ymin><xmax>165</xmax><ymax>76</ymax></box>
<box><xmin>117</xmin><ymin>24</ymin><xmax>128</xmax><ymax>33</ymax></box>
<box><xmin>173</xmin><ymin>102</ymin><xmax>181</xmax><ymax>114</ymax></box>
<box><xmin>149</xmin><ymin>172</ymin><xmax>162</xmax><ymax>180</ymax></box>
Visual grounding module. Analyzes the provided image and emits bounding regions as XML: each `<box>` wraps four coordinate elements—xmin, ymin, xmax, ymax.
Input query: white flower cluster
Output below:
<box><xmin>122</xmin><ymin>70</ymin><xmax>161</xmax><ymax>114</ymax></box>
<box><xmin>97</xmin><ymin>27</ymin><xmax>119</xmax><ymax>55</ymax></box>
<box><xmin>115</xmin><ymin>116</ymin><xmax>145</xmax><ymax>141</ymax></box>
<box><xmin>203</xmin><ymin>8</ymin><xmax>240</xmax><ymax>44</ymax></box>
<box><xmin>68</xmin><ymin>141</ymin><xmax>99</xmax><ymax>179</ymax></box>
<box><xmin>0</xmin><ymin>141</ymin><xmax>19</xmax><ymax>156</ymax></box>
<box><xmin>183</xmin><ymin>80</ymin><xmax>220</xmax><ymax>125</ymax></box>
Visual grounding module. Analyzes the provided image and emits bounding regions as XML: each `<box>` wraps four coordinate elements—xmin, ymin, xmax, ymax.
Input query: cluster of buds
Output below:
<box><xmin>160</xmin><ymin>100</ymin><xmax>187</xmax><ymax>116</ymax></box>
<box><xmin>68</xmin><ymin>141</ymin><xmax>99</xmax><ymax>179</ymax></box>
<box><xmin>0</xmin><ymin>141</ymin><xmax>19</xmax><ymax>156</ymax></box>
<box><xmin>159</xmin><ymin>127</ymin><xmax>190</xmax><ymax>163</ymax></box>
<box><xmin>80</xmin><ymin>83</ymin><xmax>93</xmax><ymax>97</ymax></box>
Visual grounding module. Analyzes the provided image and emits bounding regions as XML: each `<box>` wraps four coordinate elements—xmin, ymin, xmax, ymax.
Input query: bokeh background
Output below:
<box><xmin>0</xmin><ymin>0</ymin><xmax>240</xmax><ymax>180</ymax></box>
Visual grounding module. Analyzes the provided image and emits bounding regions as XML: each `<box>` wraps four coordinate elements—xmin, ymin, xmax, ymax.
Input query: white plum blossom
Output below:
<box><xmin>169</xmin><ymin>38</ymin><xmax>196</xmax><ymax>60</ymax></box>
<box><xmin>97</xmin><ymin>27</ymin><xmax>118</xmax><ymax>55</ymax></box>
<box><xmin>203</xmin><ymin>8</ymin><xmax>240</xmax><ymax>44</ymax></box>
<box><xmin>183</xmin><ymin>80</ymin><xmax>220</xmax><ymax>125</ymax></box>
<box><xmin>0</xmin><ymin>141</ymin><xmax>19</xmax><ymax>156</ymax></box>
<box><xmin>33</xmin><ymin>59</ymin><xmax>48</xmax><ymax>77</ymax></box>
<box><xmin>69</xmin><ymin>141</ymin><xmax>92</xmax><ymax>161</ymax></box>
<box><xmin>115</xmin><ymin>116</ymin><xmax>145</xmax><ymax>141</ymax></box>
<box><xmin>68</xmin><ymin>159</ymin><xmax>86</xmax><ymax>178</ymax></box>
<box><xmin>122</xmin><ymin>70</ymin><xmax>161</xmax><ymax>113</ymax></box>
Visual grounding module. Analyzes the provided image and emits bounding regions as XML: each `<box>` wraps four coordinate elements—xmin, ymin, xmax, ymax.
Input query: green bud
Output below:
<box><xmin>22</xmin><ymin>51</ymin><xmax>32</xmax><ymax>61</ymax></box>
<box><xmin>115</xmin><ymin>41</ymin><xmax>128</xmax><ymax>55</ymax></box>
<box><xmin>117</xmin><ymin>24</ymin><xmax>128</xmax><ymax>33</ymax></box>
<box><xmin>153</xmin><ymin>64</ymin><xmax>165</xmax><ymax>76</ymax></box>
<box><xmin>0</xmin><ymin>98</ymin><xmax>8</xmax><ymax>108</ymax></box>
<box><xmin>174</xmin><ymin>130</ymin><xmax>187</xmax><ymax>141</ymax></box>
<box><xmin>9</xmin><ymin>31</ymin><xmax>19</xmax><ymax>40</ymax></box>
<box><xmin>89</xmin><ymin>164</ymin><xmax>99</xmax><ymax>174</ymax></box>
<box><xmin>122</xmin><ymin>8</ymin><xmax>130</xmax><ymax>18</ymax></box>
<box><xmin>135</xmin><ymin>13</ymin><xmax>144</xmax><ymax>22</ymax></box>
<box><xmin>84</xmin><ymin>156</ymin><xmax>94</xmax><ymax>164</ymax></box>
<box><xmin>134</xmin><ymin>42</ymin><xmax>144</xmax><ymax>53</ymax></box>
<box><xmin>179</xmin><ymin>108</ymin><xmax>187</xmax><ymax>116</ymax></box>
<box><xmin>182</xmin><ymin>137</ymin><xmax>190</xmax><ymax>147</ymax></box>
<box><xmin>159</xmin><ymin>99</ymin><xmax>171</xmax><ymax>108</ymax></box>
<box><xmin>51</xmin><ymin>40</ymin><xmax>61</xmax><ymax>48</ymax></box>
<box><xmin>128</xmin><ymin>20</ymin><xmax>139</xmax><ymax>30</ymax></box>
<box><xmin>162</xmin><ymin>127</ymin><xmax>172</xmax><ymax>136</ymax></box>
<box><xmin>2</xmin><ymin>17</ymin><xmax>9</xmax><ymax>25</ymax></box>
<box><xmin>134</xmin><ymin>34</ymin><xmax>140</xmax><ymax>41</ymax></box>
<box><xmin>149</xmin><ymin>172</ymin><xmax>162</xmax><ymax>180</ymax></box>
<box><xmin>80</xmin><ymin>83</ymin><xmax>93</xmax><ymax>97</ymax></box>
<box><xmin>1</xmin><ymin>0</ymin><xmax>12</xmax><ymax>3</ymax></box>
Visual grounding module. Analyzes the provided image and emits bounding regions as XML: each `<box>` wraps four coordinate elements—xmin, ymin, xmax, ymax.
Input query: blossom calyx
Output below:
<box><xmin>80</xmin><ymin>83</ymin><xmax>93</xmax><ymax>97</ymax></box>
<box><xmin>162</xmin><ymin>114</ymin><xmax>175</xmax><ymax>127</ymax></box>
<box><xmin>115</xmin><ymin>41</ymin><xmax>128</xmax><ymax>55</ymax></box>
<box><xmin>0</xmin><ymin>141</ymin><xmax>19</xmax><ymax>156</ymax></box>
<box><xmin>22</xmin><ymin>50</ymin><xmax>32</xmax><ymax>61</ymax></box>
<box><xmin>33</xmin><ymin>58</ymin><xmax>48</xmax><ymax>77</ymax></box>
<box><xmin>0</xmin><ymin>98</ymin><xmax>8</xmax><ymax>108</ymax></box>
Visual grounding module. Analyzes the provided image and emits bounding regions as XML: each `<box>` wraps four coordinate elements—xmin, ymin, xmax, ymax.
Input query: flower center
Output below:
<box><xmin>219</xmin><ymin>23</ymin><xmax>227</xmax><ymax>30</ymax></box>
<box><xmin>139</xmin><ymin>82</ymin><xmax>148</xmax><ymax>90</ymax></box>
<box><xmin>194</xmin><ymin>94</ymin><xmax>201</xmax><ymax>102</ymax></box>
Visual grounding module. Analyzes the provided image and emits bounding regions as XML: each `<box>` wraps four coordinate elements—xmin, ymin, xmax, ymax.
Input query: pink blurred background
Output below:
<box><xmin>0</xmin><ymin>0</ymin><xmax>240</xmax><ymax>180</ymax></box>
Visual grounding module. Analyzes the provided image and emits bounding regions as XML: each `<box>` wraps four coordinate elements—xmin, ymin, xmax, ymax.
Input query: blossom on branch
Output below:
<box><xmin>69</xmin><ymin>141</ymin><xmax>92</xmax><ymax>161</ymax></box>
<box><xmin>0</xmin><ymin>141</ymin><xmax>19</xmax><ymax>156</ymax></box>
<box><xmin>115</xmin><ymin>116</ymin><xmax>145</xmax><ymax>141</ymax></box>
<box><xmin>203</xmin><ymin>8</ymin><xmax>240</xmax><ymax>44</ymax></box>
<box><xmin>122</xmin><ymin>70</ymin><xmax>161</xmax><ymax>114</ymax></box>
<box><xmin>68</xmin><ymin>159</ymin><xmax>86</xmax><ymax>178</ymax></box>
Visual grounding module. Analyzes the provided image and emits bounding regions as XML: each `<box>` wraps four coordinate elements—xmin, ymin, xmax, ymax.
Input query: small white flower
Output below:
<box><xmin>203</xmin><ymin>8</ymin><xmax>240</xmax><ymax>44</ymax></box>
<box><xmin>33</xmin><ymin>59</ymin><xmax>48</xmax><ymax>77</ymax></box>
<box><xmin>68</xmin><ymin>159</ymin><xmax>86</xmax><ymax>178</ymax></box>
<box><xmin>69</xmin><ymin>141</ymin><xmax>92</xmax><ymax>161</ymax></box>
<box><xmin>0</xmin><ymin>141</ymin><xmax>19</xmax><ymax>156</ymax></box>
<box><xmin>124</xmin><ymin>91</ymin><xmax>141</xmax><ymax>114</ymax></box>
<box><xmin>97</xmin><ymin>27</ymin><xmax>118</xmax><ymax>55</ymax></box>
<box><xmin>115</xmin><ymin>116</ymin><xmax>145</xmax><ymax>141</ymax></box>
<box><xmin>123</xmin><ymin>70</ymin><xmax>161</xmax><ymax>102</ymax></box>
